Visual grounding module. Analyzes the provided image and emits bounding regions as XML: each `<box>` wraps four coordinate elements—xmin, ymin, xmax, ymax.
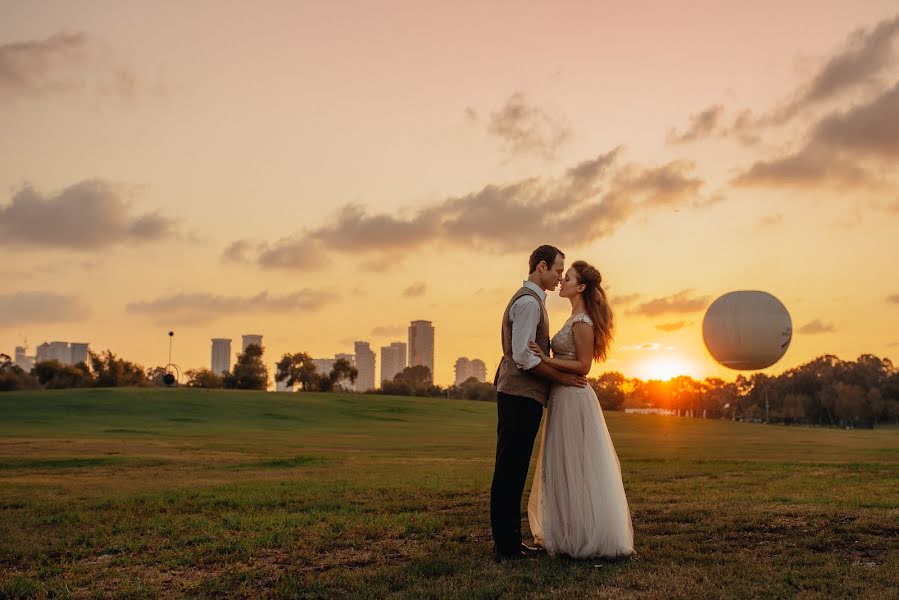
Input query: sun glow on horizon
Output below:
<box><xmin>634</xmin><ymin>355</ymin><xmax>702</xmax><ymax>382</ymax></box>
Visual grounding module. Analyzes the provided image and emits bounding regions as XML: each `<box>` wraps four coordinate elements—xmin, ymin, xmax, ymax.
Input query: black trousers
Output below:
<box><xmin>490</xmin><ymin>391</ymin><xmax>544</xmax><ymax>554</ymax></box>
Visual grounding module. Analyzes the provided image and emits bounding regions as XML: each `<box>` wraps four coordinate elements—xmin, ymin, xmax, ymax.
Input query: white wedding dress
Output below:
<box><xmin>527</xmin><ymin>313</ymin><xmax>634</xmax><ymax>559</ymax></box>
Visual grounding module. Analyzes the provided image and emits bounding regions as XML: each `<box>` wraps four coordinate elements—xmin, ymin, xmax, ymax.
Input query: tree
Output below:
<box><xmin>275</xmin><ymin>352</ymin><xmax>318</xmax><ymax>391</ymax></box>
<box><xmin>590</xmin><ymin>372</ymin><xmax>627</xmax><ymax>411</ymax></box>
<box><xmin>184</xmin><ymin>368</ymin><xmax>224</xmax><ymax>388</ymax></box>
<box><xmin>31</xmin><ymin>360</ymin><xmax>94</xmax><ymax>389</ymax></box>
<box><xmin>225</xmin><ymin>344</ymin><xmax>269</xmax><ymax>390</ymax></box>
<box><xmin>0</xmin><ymin>354</ymin><xmax>40</xmax><ymax>391</ymax></box>
<box><xmin>90</xmin><ymin>350</ymin><xmax>148</xmax><ymax>387</ymax></box>
<box><xmin>321</xmin><ymin>357</ymin><xmax>358</xmax><ymax>392</ymax></box>
<box><xmin>381</xmin><ymin>365</ymin><xmax>437</xmax><ymax>396</ymax></box>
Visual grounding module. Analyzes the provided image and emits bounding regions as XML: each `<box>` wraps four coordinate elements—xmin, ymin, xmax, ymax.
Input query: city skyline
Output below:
<box><xmin>2</xmin><ymin>2</ymin><xmax>898</xmax><ymax>386</ymax></box>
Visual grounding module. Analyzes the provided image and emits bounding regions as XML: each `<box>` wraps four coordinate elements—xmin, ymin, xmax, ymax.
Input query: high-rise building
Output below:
<box><xmin>241</xmin><ymin>334</ymin><xmax>263</xmax><ymax>352</ymax></box>
<box><xmin>470</xmin><ymin>359</ymin><xmax>487</xmax><ymax>383</ymax></box>
<box><xmin>48</xmin><ymin>341</ymin><xmax>72</xmax><ymax>365</ymax></box>
<box><xmin>408</xmin><ymin>320</ymin><xmax>435</xmax><ymax>382</ymax></box>
<box><xmin>211</xmin><ymin>338</ymin><xmax>232</xmax><ymax>374</ymax></box>
<box><xmin>70</xmin><ymin>343</ymin><xmax>90</xmax><ymax>365</ymax></box>
<box><xmin>354</xmin><ymin>341</ymin><xmax>376</xmax><ymax>392</ymax></box>
<box><xmin>454</xmin><ymin>357</ymin><xmax>487</xmax><ymax>385</ymax></box>
<box><xmin>14</xmin><ymin>346</ymin><xmax>34</xmax><ymax>372</ymax></box>
<box><xmin>35</xmin><ymin>342</ymin><xmax>51</xmax><ymax>364</ymax></box>
<box><xmin>311</xmin><ymin>358</ymin><xmax>335</xmax><ymax>376</ymax></box>
<box><xmin>380</xmin><ymin>341</ymin><xmax>407</xmax><ymax>385</ymax></box>
<box><xmin>275</xmin><ymin>379</ymin><xmax>295</xmax><ymax>392</ymax></box>
<box><xmin>312</xmin><ymin>354</ymin><xmax>356</xmax><ymax>390</ymax></box>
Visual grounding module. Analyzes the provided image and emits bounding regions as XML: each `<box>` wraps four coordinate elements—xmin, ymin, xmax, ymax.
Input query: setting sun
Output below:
<box><xmin>635</xmin><ymin>356</ymin><xmax>700</xmax><ymax>382</ymax></box>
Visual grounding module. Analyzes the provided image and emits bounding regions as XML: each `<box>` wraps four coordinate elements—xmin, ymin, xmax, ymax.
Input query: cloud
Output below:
<box><xmin>732</xmin><ymin>82</ymin><xmax>899</xmax><ymax>190</ymax></box>
<box><xmin>629</xmin><ymin>290</ymin><xmax>710</xmax><ymax>317</ymax></box>
<box><xmin>655</xmin><ymin>321</ymin><xmax>689</xmax><ymax>332</ymax></box>
<box><xmin>402</xmin><ymin>282</ymin><xmax>427</xmax><ymax>298</ymax></box>
<box><xmin>809</xmin><ymin>81</ymin><xmax>899</xmax><ymax>159</ymax></box>
<box><xmin>667</xmin><ymin>105</ymin><xmax>725</xmax><ymax>144</ymax></box>
<box><xmin>0</xmin><ymin>291</ymin><xmax>91</xmax><ymax>327</ymax></box>
<box><xmin>221</xmin><ymin>239</ymin><xmax>254</xmax><ymax>263</ymax></box>
<box><xmin>0</xmin><ymin>30</ymin><xmax>143</xmax><ymax>102</ymax></box>
<box><xmin>887</xmin><ymin>293</ymin><xmax>899</xmax><ymax>304</ymax></box>
<box><xmin>758</xmin><ymin>214</ymin><xmax>785</xmax><ymax>227</ymax></box>
<box><xmin>487</xmin><ymin>92</ymin><xmax>571</xmax><ymax>159</ymax></box>
<box><xmin>619</xmin><ymin>342</ymin><xmax>662</xmax><ymax>352</ymax></box>
<box><xmin>798</xmin><ymin>319</ymin><xmax>836</xmax><ymax>334</ymax></box>
<box><xmin>125</xmin><ymin>289</ymin><xmax>328</xmax><ymax>325</ymax></box>
<box><xmin>0</xmin><ymin>179</ymin><xmax>178</xmax><ymax>251</ymax></box>
<box><xmin>371</xmin><ymin>324</ymin><xmax>406</xmax><ymax>337</ymax></box>
<box><xmin>610</xmin><ymin>293</ymin><xmax>642</xmax><ymax>306</ymax></box>
<box><xmin>229</xmin><ymin>147</ymin><xmax>712</xmax><ymax>270</ymax></box>
<box><xmin>774</xmin><ymin>14</ymin><xmax>899</xmax><ymax>121</ymax></box>
<box><xmin>256</xmin><ymin>237</ymin><xmax>331</xmax><ymax>270</ymax></box>
<box><xmin>671</xmin><ymin>14</ymin><xmax>899</xmax><ymax>146</ymax></box>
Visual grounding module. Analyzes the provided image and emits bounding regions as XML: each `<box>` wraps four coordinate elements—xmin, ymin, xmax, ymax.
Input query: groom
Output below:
<box><xmin>491</xmin><ymin>244</ymin><xmax>588</xmax><ymax>561</ymax></box>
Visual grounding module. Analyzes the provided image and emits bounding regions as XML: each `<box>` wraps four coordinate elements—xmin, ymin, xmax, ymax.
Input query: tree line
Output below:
<box><xmin>3</xmin><ymin>346</ymin><xmax>896</xmax><ymax>427</ymax></box>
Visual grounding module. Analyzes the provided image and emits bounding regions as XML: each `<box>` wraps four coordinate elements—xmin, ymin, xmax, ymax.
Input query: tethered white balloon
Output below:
<box><xmin>702</xmin><ymin>291</ymin><xmax>792</xmax><ymax>370</ymax></box>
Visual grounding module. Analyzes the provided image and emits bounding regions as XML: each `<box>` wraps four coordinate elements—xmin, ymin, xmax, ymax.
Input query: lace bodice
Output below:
<box><xmin>550</xmin><ymin>313</ymin><xmax>594</xmax><ymax>360</ymax></box>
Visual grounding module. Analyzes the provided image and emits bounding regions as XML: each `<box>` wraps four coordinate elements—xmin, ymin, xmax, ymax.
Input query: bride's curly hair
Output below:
<box><xmin>571</xmin><ymin>260</ymin><xmax>614</xmax><ymax>362</ymax></box>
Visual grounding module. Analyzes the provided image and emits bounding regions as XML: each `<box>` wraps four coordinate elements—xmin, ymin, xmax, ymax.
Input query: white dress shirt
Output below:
<box><xmin>509</xmin><ymin>280</ymin><xmax>547</xmax><ymax>371</ymax></box>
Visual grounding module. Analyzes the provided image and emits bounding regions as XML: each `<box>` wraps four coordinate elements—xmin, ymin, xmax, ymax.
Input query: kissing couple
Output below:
<box><xmin>491</xmin><ymin>244</ymin><xmax>634</xmax><ymax>561</ymax></box>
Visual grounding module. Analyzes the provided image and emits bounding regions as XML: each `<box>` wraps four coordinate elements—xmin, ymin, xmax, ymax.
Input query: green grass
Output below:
<box><xmin>0</xmin><ymin>388</ymin><xmax>897</xmax><ymax>599</ymax></box>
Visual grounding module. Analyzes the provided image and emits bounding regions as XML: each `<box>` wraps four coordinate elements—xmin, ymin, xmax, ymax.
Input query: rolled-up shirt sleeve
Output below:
<box><xmin>509</xmin><ymin>296</ymin><xmax>542</xmax><ymax>371</ymax></box>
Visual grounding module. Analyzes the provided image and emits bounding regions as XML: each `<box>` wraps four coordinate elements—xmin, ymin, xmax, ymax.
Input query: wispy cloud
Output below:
<box><xmin>371</xmin><ymin>324</ymin><xmax>406</xmax><ymax>337</ymax></box>
<box><xmin>629</xmin><ymin>290</ymin><xmax>710</xmax><ymax>317</ymax></box>
<box><xmin>669</xmin><ymin>13</ymin><xmax>899</xmax><ymax>156</ymax></box>
<box><xmin>0</xmin><ymin>291</ymin><xmax>91</xmax><ymax>327</ymax></box>
<box><xmin>667</xmin><ymin>105</ymin><xmax>725</xmax><ymax>144</ymax></box>
<box><xmin>655</xmin><ymin>321</ymin><xmax>690</xmax><ymax>332</ymax></box>
<box><xmin>610</xmin><ymin>293</ymin><xmax>642</xmax><ymax>306</ymax></box>
<box><xmin>797</xmin><ymin>318</ymin><xmax>836</xmax><ymax>334</ymax></box>
<box><xmin>487</xmin><ymin>92</ymin><xmax>570</xmax><ymax>159</ymax></box>
<box><xmin>0</xmin><ymin>180</ymin><xmax>178</xmax><ymax>251</ymax></box>
<box><xmin>126</xmin><ymin>290</ymin><xmax>328</xmax><ymax>325</ymax></box>
<box><xmin>229</xmin><ymin>147</ymin><xmax>712</xmax><ymax>270</ymax></box>
<box><xmin>758</xmin><ymin>214</ymin><xmax>784</xmax><ymax>227</ymax></box>
<box><xmin>0</xmin><ymin>30</ymin><xmax>147</xmax><ymax>103</ymax></box>
<box><xmin>886</xmin><ymin>293</ymin><xmax>899</xmax><ymax>304</ymax></box>
<box><xmin>732</xmin><ymin>82</ymin><xmax>899</xmax><ymax>191</ymax></box>
<box><xmin>402</xmin><ymin>282</ymin><xmax>427</xmax><ymax>298</ymax></box>
<box><xmin>619</xmin><ymin>342</ymin><xmax>662</xmax><ymax>352</ymax></box>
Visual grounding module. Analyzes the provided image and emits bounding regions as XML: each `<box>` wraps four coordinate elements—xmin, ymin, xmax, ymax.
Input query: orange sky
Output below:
<box><xmin>2</xmin><ymin>1</ymin><xmax>898</xmax><ymax>385</ymax></box>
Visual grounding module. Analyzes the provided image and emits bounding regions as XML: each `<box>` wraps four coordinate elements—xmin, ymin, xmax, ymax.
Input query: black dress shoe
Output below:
<box><xmin>492</xmin><ymin>547</ymin><xmax>529</xmax><ymax>562</ymax></box>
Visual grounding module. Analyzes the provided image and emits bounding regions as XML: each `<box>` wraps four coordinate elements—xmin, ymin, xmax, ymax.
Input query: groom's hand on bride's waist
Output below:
<box><xmin>557</xmin><ymin>373</ymin><xmax>589</xmax><ymax>387</ymax></box>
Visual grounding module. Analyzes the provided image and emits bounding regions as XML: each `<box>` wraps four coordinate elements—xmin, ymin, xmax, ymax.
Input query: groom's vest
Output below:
<box><xmin>494</xmin><ymin>286</ymin><xmax>551</xmax><ymax>404</ymax></box>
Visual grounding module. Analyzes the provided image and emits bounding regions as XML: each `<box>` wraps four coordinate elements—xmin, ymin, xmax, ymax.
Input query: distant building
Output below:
<box><xmin>380</xmin><ymin>342</ymin><xmax>407</xmax><ymax>385</ymax></box>
<box><xmin>29</xmin><ymin>341</ymin><xmax>89</xmax><ymax>366</ymax></box>
<box><xmin>454</xmin><ymin>357</ymin><xmax>487</xmax><ymax>386</ymax></box>
<box><xmin>48</xmin><ymin>341</ymin><xmax>72</xmax><ymax>365</ymax></box>
<box><xmin>241</xmin><ymin>334</ymin><xmax>263</xmax><ymax>352</ymax></box>
<box><xmin>275</xmin><ymin>379</ymin><xmax>295</xmax><ymax>392</ymax></box>
<box><xmin>211</xmin><ymin>338</ymin><xmax>232</xmax><ymax>374</ymax></box>
<box><xmin>354</xmin><ymin>341</ymin><xmax>376</xmax><ymax>392</ymax></box>
<box><xmin>311</xmin><ymin>357</ymin><xmax>335</xmax><ymax>376</ymax></box>
<box><xmin>70</xmin><ymin>343</ymin><xmax>90</xmax><ymax>365</ymax></box>
<box><xmin>312</xmin><ymin>353</ymin><xmax>355</xmax><ymax>390</ymax></box>
<box><xmin>408</xmin><ymin>320</ymin><xmax>435</xmax><ymax>381</ymax></box>
<box><xmin>14</xmin><ymin>346</ymin><xmax>34</xmax><ymax>372</ymax></box>
<box><xmin>35</xmin><ymin>342</ymin><xmax>51</xmax><ymax>363</ymax></box>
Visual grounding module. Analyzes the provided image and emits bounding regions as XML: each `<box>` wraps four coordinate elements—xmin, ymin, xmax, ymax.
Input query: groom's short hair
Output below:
<box><xmin>529</xmin><ymin>245</ymin><xmax>564</xmax><ymax>274</ymax></box>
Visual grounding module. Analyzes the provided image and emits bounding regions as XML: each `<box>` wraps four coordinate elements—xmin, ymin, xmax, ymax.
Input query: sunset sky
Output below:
<box><xmin>2</xmin><ymin>1</ymin><xmax>898</xmax><ymax>386</ymax></box>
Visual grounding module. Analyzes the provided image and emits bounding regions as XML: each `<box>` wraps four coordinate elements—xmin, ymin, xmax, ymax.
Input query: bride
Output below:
<box><xmin>526</xmin><ymin>260</ymin><xmax>634</xmax><ymax>559</ymax></box>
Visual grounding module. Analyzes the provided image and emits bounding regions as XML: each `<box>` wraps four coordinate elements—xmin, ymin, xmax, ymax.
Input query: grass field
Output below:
<box><xmin>0</xmin><ymin>388</ymin><xmax>897</xmax><ymax>599</ymax></box>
